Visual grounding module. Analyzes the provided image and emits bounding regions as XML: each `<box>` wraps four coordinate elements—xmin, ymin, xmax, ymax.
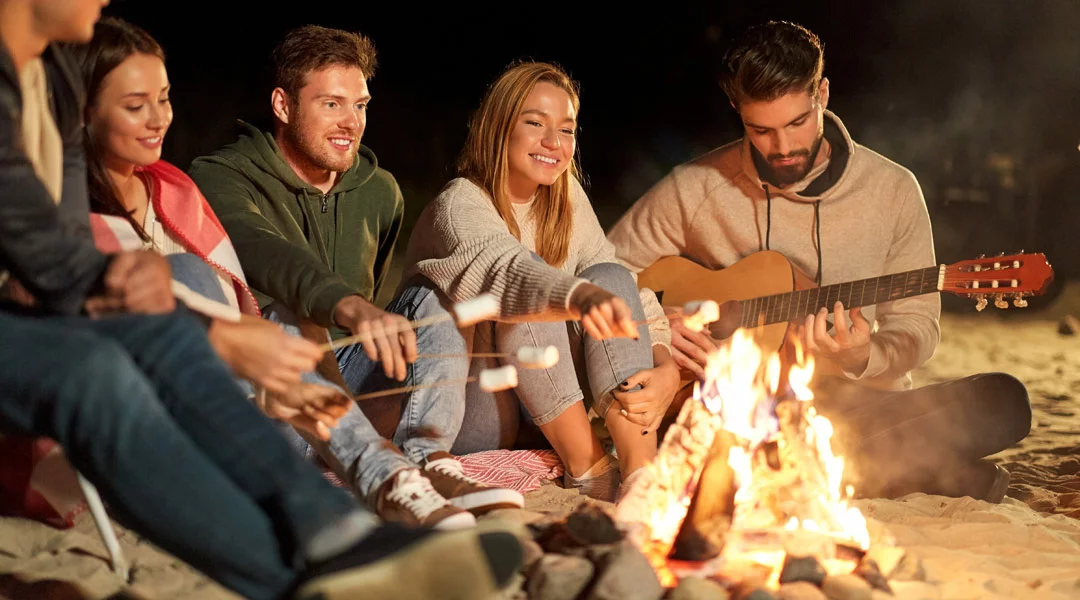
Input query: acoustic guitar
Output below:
<box><xmin>638</xmin><ymin>250</ymin><xmax>1055</xmax><ymax>381</ymax></box>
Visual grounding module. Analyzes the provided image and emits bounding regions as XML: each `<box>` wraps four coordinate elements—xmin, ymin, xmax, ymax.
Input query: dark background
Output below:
<box><xmin>103</xmin><ymin>0</ymin><xmax>1080</xmax><ymax>308</ymax></box>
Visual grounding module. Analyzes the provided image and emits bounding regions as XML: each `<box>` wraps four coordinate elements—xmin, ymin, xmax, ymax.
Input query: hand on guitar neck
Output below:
<box><xmin>794</xmin><ymin>301</ymin><xmax>872</xmax><ymax>375</ymax></box>
<box><xmin>642</xmin><ymin>250</ymin><xmax>1054</xmax><ymax>383</ymax></box>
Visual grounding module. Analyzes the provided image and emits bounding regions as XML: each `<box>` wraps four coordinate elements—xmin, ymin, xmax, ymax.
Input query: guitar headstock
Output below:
<box><xmin>941</xmin><ymin>252</ymin><xmax>1054</xmax><ymax>310</ymax></box>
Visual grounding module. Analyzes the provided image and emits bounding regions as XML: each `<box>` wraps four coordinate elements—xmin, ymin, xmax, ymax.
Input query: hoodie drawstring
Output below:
<box><xmin>813</xmin><ymin>199</ymin><xmax>822</xmax><ymax>285</ymax></box>
<box><xmin>762</xmin><ymin>184</ymin><xmax>823</xmax><ymax>285</ymax></box>
<box><xmin>764</xmin><ymin>185</ymin><xmax>772</xmax><ymax>252</ymax></box>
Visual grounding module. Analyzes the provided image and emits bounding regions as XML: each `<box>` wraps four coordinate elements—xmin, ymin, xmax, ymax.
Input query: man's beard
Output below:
<box><xmin>284</xmin><ymin>122</ymin><xmax>357</xmax><ymax>173</ymax></box>
<box><xmin>755</xmin><ymin>132</ymin><xmax>825</xmax><ymax>188</ymax></box>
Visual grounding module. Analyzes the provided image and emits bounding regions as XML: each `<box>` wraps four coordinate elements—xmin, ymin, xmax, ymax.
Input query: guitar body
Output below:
<box><xmin>639</xmin><ymin>251</ymin><xmax>816</xmax><ymax>356</ymax></box>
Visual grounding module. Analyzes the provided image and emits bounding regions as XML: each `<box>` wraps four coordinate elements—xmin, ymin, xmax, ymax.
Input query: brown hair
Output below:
<box><xmin>719</xmin><ymin>21</ymin><xmax>825</xmax><ymax>108</ymax></box>
<box><xmin>273</xmin><ymin>25</ymin><xmax>377</xmax><ymax>99</ymax></box>
<box><xmin>72</xmin><ymin>17</ymin><xmax>166</xmax><ymax>241</ymax></box>
<box><xmin>457</xmin><ymin>61</ymin><xmax>581</xmax><ymax>268</ymax></box>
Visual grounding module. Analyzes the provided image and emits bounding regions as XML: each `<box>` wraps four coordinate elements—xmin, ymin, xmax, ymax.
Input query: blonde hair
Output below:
<box><xmin>457</xmin><ymin>61</ymin><xmax>581</xmax><ymax>268</ymax></box>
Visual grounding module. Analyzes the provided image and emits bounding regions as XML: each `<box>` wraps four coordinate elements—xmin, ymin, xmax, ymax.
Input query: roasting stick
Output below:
<box><xmin>353</xmin><ymin>365</ymin><xmax>519</xmax><ymax>401</ymax></box>
<box><xmin>630</xmin><ymin>300</ymin><xmax>718</xmax><ymax>330</ymax></box>
<box><xmin>417</xmin><ymin>345</ymin><xmax>560</xmax><ymax>369</ymax></box>
<box><xmin>320</xmin><ymin>294</ymin><xmax>500</xmax><ymax>353</ymax></box>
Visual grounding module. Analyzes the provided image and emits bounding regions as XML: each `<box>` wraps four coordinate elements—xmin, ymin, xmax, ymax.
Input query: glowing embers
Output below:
<box><xmin>616</xmin><ymin>329</ymin><xmax>875</xmax><ymax>591</ymax></box>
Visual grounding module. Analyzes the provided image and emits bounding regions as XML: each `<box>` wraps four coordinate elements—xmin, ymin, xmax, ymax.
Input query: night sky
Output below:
<box><xmin>101</xmin><ymin>1</ymin><xmax>1080</xmax><ymax>304</ymax></box>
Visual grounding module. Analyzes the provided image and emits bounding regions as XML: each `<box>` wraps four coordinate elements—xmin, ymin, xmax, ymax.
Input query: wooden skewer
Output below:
<box><xmin>320</xmin><ymin>312</ymin><xmax>452</xmax><ymax>352</ymax></box>
<box><xmin>353</xmin><ymin>376</ymin><xmax>475</xmax><ymax>401</ymax></box>
<box><xmin>327</xmin><ymin>307</ymin><xmax>677</xmax><ymax>354</ymax></box>
<box><xmin>417</xmin><ymin>352</ymin><xmax>507</xmax><ymax>359</ymax></box>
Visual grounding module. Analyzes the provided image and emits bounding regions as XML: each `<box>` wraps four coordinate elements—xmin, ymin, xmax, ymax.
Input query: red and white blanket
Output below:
<box><xmin>88</xmin><ymin>160</ymin><xmax>259</xmax><ymax>317</ymax></box>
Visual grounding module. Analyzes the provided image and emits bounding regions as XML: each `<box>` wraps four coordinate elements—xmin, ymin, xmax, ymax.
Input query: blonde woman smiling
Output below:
<box><xmin>399</xmin><ymin>62</ymin><xmax>680</xmax><ymax>501</ymax></box>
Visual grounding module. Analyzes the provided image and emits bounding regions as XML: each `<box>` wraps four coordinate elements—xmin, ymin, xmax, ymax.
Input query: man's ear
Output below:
<box><xmin>818</xmin><ymin>78</ymin><xmax>830</xmax><ymax>111</ymax></box>
<box><xmin>271</xmin><ymin>88</ymin><xmax>290</xmax><ymax>125</ymax></box>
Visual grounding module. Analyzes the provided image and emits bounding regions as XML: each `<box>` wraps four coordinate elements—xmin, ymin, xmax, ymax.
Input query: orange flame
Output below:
<box><xmin>619</xmin><ymin>328</ymin><xmax>873</xmax><ymax>589</ymax></box>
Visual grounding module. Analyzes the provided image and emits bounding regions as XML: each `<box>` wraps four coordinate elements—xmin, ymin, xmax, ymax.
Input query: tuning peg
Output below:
<box><xmin>994</xmin><ymin>294</ymin><xmax>1009</xmax><ymax>309</ymax></box>
<box><xmin>1013</xmin><ymin>293</ymin><xmax>1028</xmax><ymax>308</ymax></box>
<box><xmin>974</xmin><ymin>296</ymin><xmax>988</xmax><ymax>312</ymax></box>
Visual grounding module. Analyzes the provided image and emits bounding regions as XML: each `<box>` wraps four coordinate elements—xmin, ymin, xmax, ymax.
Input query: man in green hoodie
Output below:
<box><xmin>190</xmin><ymin>25</ymin><xmax>523</xmax><ymax>529</ymax></box>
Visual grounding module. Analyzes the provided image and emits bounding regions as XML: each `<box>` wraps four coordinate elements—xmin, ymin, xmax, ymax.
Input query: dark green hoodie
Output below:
<box><xmin>189</xmin><ymin>121</ymin><xmax>402</xmax><ymax>338</ymax></box>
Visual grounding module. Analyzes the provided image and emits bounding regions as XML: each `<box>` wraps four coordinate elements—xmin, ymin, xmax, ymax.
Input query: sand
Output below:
<box><xmin>2</xmin><ymin>291</ymin><xmax>1079</xmax><ymax>599</ymax></box>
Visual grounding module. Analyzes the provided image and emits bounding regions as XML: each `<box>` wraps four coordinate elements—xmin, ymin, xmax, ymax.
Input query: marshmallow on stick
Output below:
<box><xmin>321</xmin><ymin>293</ymin><xmax>501</xmax><ymax>352</ymax></box>
<box><xmin>514</xmin><ymin>345</ymin><xmax>559</xmax><ymax>369</ymax></box>
<box><xmin>452</xmin><ymin>293</ymin><xmax>499</xmax><ymax>326</ymax></box>
<box><xmin>478</xmin><ymin>365</ymin><xmax>518</xmax><ymax>392</ymax></box>
<box><xmin>417</xmin><ymin>346</ymin><xmax>559</xmax><ymax>370</ymax></box>
<box><xmin>680</xmin><ymin>300</ymin><xmax>720</xmax><ymax>333</ymax></box>
<box><xmin>353</xmin><ymin>365</ymin><xmax>519</xmax><ymax>402</ymax></box>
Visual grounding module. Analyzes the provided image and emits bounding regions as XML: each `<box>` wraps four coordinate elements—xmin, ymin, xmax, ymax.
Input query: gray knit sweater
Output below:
<box><xmin>403</xmin><ymin>177</ymin><xmax>671</xmax><ymax>349</ymax></box>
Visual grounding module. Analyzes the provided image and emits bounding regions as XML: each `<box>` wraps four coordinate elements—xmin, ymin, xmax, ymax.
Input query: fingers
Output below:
<box><xmin>580</xmin><ymin>312</ymin><xmax>604</xmax><ymax>340</ymax></box>
<box><xmin>378</xmin><ymin>315</ymin><xmax>407</xmax><ymax>381</ymax></box>
<box><xmin>850</xmin><ymin>306</ymin><xmax>871</xmax><ymax>334</ymax></box>
<box><xmin>288</xmin><ymin>414</ymin><xmax>334</xmax><ymax>442</ymax></box>
<box><xmin>588</xmin><ymin>304</ymin><xmax>615</xmax><ymax>339</ymax></box>
<box><xmin>84</xmin><ymin>295</ymin><xmax>124</xmax><ymax>318</ymax></box>
<box><xmin>643</xmin><ymin>412</ymin><xmax>664</xmax><ymax>436</ymax></box>
<box><xmin>671</xmin><ymin>347</ymin><xmax>705</xmax><ymax>380</ymax></box>
<box><xmin>832</xmin><ymin>301</ymin><xmax>850</xmax><ymax>346</ymax></box>
<box><xmin>609</xmin><ymin>298</ymin><xmax>639</xmax><ymax>339</ymax></box>
<box><xmin>612</xmin><ymin>403</ymin><xmax>652</xmax><ymax>427</ymax></box>
<box><xmin>672</xmin><ymin>332</ymin><xmax>711</xmax><ymax>371</ymax></box>
<box><xmin>104</xmin><ymin>252</ymin><xmax>137</xmax><ymax>294</ymax></box>
<box><xmin>122</xmin><ymin>252</ymin><xmax>174</xmax><ymax>314</ymax></box>
<box><xmin>813</xmin><ymin>307</ymin><xmax>839</xmax><ymax>352</ymax></box>
<box><xmin>397</xmin><ymin>317</ymin><xmax>418</xmax><ymax>364</ymax></box>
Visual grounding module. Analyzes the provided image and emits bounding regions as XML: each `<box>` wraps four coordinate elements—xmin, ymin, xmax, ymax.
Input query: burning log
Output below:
<box><xmin>615</xmin><ymin>394</ymin><xmax>727</xmax><ymax>583</ymax></box>
<box><xmin>671</xmin><ymin>429</ymin><xmax>738</xmax><ymax>560</ymax></box>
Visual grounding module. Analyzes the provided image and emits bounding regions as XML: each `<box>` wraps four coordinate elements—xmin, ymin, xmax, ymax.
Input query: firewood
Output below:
<box><xmin>671</xmin><ymin>430</ymin><xmax>738</xmax><ymax>560</ymax></box>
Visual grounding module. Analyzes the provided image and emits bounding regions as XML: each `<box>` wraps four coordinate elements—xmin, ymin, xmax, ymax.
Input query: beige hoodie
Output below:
<box><xmin>608</xmin><ymin>111</ymin><xmax>939</xmax><ymax>390</ymax></box>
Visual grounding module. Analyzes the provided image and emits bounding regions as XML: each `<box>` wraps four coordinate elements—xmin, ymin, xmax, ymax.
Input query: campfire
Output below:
<box><xmin>615</xmin><ymin>330</ymin><xmax>890</xmax><ymax>594</ymax></box>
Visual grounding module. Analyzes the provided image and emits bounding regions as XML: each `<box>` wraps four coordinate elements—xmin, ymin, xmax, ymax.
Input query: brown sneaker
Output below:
<box><xmin>422</xmin><ymin>452</ymin><xmax>525</xmax><ymax>514</ymax></box>
<box><xmin>375</xmin><ymin>468</ymin><xmax>476</xmax><ymax>530</ymax></box>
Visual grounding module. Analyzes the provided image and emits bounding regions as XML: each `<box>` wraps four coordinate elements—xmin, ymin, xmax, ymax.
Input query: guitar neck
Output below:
<box><xmin>739</xmin><ymin>265</ymin><xmax>941</xmax><ymax>329</ymax></box>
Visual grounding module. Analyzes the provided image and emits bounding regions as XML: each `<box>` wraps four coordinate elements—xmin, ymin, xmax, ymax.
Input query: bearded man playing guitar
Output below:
<box><xmin>609</xmin><ymin>21</ymin><xmax>1037</xmax><ymax>503</ymax></box>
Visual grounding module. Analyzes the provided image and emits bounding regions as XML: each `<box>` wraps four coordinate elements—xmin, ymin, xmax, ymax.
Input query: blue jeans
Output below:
<box><xmin>0</xmin><ymin>305</ymin><xmax>366</xmax><ymax>600</ymax></box>
<box><xmin>261</xmin><ymin>283</ymin><xmax>469</xmax><ymax>503</ymax></box>
<box><xmin>451</xmin><ymin>263</ymin><xmax>654</xmax><ymax>454</ymax></box>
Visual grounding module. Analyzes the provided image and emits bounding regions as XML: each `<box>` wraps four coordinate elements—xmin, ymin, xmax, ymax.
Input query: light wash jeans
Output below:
<box><xmin>0</xmin><ymin>301</ymin><xmax>368</xmax><ymax>600</ymax></box>
<box><xmin>167</xmin><ymin>254</ymin><xmax>421</xmax><ymax>503</ymax></box>
<box><xmin>450</xmin><ymin>262</ymin><xmax>654</xmax><ymax>455</ymax></box>
<box><xmin>264</xmin><ymin>281</ymin><xmax>471</xmax><ymax>503</ymax></box>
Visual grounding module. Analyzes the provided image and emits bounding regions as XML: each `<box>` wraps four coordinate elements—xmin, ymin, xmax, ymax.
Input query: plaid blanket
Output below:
<box><xmin>322</xmin><ymin>449</ymin><xmax>565</xmax><ymax>494</ymax></box>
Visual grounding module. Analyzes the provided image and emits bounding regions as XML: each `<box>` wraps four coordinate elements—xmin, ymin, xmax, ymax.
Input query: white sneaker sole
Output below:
<box><xmin>449</xmin><ymin>488</ymin><xmax>525</xmax><ymax>513</ymax></box>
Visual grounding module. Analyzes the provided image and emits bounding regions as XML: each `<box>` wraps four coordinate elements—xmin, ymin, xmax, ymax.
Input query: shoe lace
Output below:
<box><xmin>386</xmin><ymin>469</ymin><xmax>448</xmax><ymax>520</ymax></box>
<box><xmin>427</xmin><ymin>457</ymin><xmax>483</xmax><ymax>486</ymax></box>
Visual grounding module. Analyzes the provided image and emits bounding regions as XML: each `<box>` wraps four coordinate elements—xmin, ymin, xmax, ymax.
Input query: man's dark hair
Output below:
<box><xmin>272</xmin><ymin>25</ymin><xmax>377</xmax><ymax>98</ymax></box>
<box><xmin>719</xmin><ymin>21</ymin><xmax>824</xmax><ymax>107</ymax></box>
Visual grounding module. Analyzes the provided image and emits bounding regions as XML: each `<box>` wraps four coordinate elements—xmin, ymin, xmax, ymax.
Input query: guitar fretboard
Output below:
<box><xmin>738</xmin><ymin>266</ymin><xmax>940</xmax><ymax>328</ymax></box>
